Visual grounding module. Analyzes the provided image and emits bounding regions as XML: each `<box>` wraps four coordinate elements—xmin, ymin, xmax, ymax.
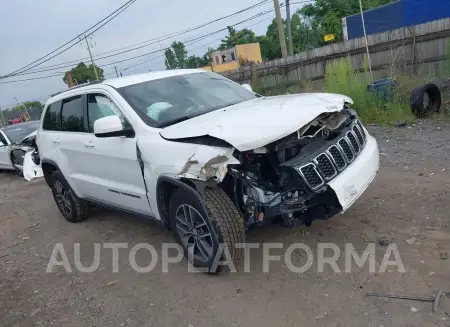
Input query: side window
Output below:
<box><xmin>87</xmin><ymin>93</ymin><xmax>131</xmax><ymax>132</ymax></box>
<box><xmin>61</xmin><ymin>96</ymin><xmax>84</xmax><ymax>133</ymax></box>
<box><xmin>42</xmin><ymin>101</ymin><xmax>62</xmax><ymax>131</ymax></box>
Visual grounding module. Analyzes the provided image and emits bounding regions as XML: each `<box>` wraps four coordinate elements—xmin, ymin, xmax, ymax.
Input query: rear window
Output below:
<box><xmin>43</xmin><ymin>101</ymin><xmax>62</xmax><ymax>131</ymax></box>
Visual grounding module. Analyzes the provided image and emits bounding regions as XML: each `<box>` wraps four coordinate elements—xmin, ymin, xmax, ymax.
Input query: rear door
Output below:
<box><xmin>0</xmin><ymin>131</ymin><xmax>12</xmax><ymax>169</ymax></box>
<box><xmin>69</xmin><ymin>91</ymin><xmax>152</xmax><ymax>215</ymax></box>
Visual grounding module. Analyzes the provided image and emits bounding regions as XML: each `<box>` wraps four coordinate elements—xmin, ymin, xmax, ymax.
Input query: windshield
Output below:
<box><xmin>117</xmin><ymin>72</ymin><xmax>257</xmax><ymax>127</ymax></box>
<box><xmin>2</xmin><ymin>121</ymin><xmax>39</xmax><ymax>144</ymax></box>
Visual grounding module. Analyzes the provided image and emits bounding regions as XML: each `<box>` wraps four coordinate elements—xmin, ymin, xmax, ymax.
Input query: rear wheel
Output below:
<box><xmin>50</xmin><ymin>170</ymin><xmax>90</xmax><ymax>223</ymax></box>
<box><xmin>169</xmin><ymin>187</ymin><xmax>245</xmax><ymax>273</ymax></box>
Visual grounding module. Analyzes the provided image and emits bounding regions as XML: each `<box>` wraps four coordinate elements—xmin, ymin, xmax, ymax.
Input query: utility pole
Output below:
<box><xmin>114</xmin><ymin>65</ymin><xmax>119</xmax><ymax>78</ymax></box>
<box><xmin>81</xmin><ymin>35</ymin><xmax>100</xmax><ymax>80</ymax></box>
<box><xmin>273</xmin><ymin>0</ymin><xmax>288</xmax><ymax>58</ymax></box>
<box><xmin>286</xmin><ymin>0</ymin><xmax>294</xmax><ymax>56</ymax></box>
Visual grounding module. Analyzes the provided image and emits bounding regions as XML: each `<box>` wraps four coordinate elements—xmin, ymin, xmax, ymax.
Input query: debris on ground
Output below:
<box><xmin>406</xmin><ymin>238</ymin><xmax>416</xmax><ymax>245</ymax></box>
<box><xmin>106</xmin><ymin>280</ymin><xmax>119</xmax><ymax>287</ymax></box>
<box><xmin>378</xmin><ymin>234</ymin><xmax>392</xmax><ymax>246</ymax></box>
<box><xmin>440</xmin><ymin>252</ymin><xmax>448</xmax><ymax>260</ymax></box>
<box><xmin>394</xmin><ymin>120</ymin><xmax>408</xmax><ymax>128</ymax></box>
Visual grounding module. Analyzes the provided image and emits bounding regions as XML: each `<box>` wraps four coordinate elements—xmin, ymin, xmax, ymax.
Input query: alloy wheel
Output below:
<box><xmin>175</xmin><ymin>204</ymin><xmax>214</xmax><ymax>262</ymax></box>
<box><xmin>54</xmin><ymin>181</ymin><xmax>72</xmax><ymax>216</ymax></box>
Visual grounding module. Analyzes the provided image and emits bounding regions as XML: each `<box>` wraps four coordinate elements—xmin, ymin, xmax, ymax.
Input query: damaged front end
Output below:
<box><xmin>176</xmin><ymin>106</ymin><xmax>370</xmax><ymax>230</ymax></box>
<box><xmin>227</xmin><ymin>109</ymin><xmax>364</xmax><ymax>229</ymax></box>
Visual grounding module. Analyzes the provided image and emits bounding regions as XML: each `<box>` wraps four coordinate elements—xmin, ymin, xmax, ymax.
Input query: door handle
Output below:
<box><xmin>83</xmin><ymin>142</ymin><xmax>95</xmax><ymax>148</ymax></box>
<box><xmin>52</xmin><ymin>139</ymin><xmax>60</xmax><ymax>144</ymax></box>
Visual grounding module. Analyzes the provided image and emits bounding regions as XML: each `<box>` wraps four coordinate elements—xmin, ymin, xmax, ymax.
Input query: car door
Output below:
<box><xmin>0</xmin><ymin>131</ymin><xmax>12</xmax><ymax>169</ymax></box>
<box><xmin>69</xmin><ymin>92</ymin><xmax>152</xmax><ymax>216</ymax></box>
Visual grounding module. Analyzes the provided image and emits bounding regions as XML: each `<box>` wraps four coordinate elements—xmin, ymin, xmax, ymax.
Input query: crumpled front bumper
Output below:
<box><xmin>328</xmin><ymin>134</ymin><xmax>379</xmax><ymax>212</ymax></box>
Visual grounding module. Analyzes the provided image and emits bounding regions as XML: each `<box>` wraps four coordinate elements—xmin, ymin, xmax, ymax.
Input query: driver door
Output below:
<box><xmin>0</xmin><ymin>131</ymin><xmax>12</xmax><ymax>169</ymax></box>
<box><xmin>69</xmin><ymin>92</ymin><xmax>153</xmax><ymax>216</ymax></box>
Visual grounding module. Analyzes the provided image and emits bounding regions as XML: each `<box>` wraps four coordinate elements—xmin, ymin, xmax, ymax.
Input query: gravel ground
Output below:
<box><xmin>1</xmin><ymin>121</ymin><xmax>449</xmax><ymax>327</ymax></box>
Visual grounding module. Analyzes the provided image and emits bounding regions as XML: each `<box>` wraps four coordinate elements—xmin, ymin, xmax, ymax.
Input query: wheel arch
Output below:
<box><xmin>41</xmin><ymin>159</ymin><xmax>59</xmax><ymax>187</ymax></box>
<box><xmin>156</xmin><ymin>175</ymin><xmax>210</xmax><ymax>230</ymax></box>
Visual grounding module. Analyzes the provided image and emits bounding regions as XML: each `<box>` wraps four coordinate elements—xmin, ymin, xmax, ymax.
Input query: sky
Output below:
<box><xmin>0</xmin><ymin>0</ymin><xmax>309</xmax><ymax>109</ymax></box>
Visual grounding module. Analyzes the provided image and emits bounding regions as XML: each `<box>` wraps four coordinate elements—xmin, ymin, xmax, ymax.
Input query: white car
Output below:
<box><xmin>37</xmin><ymin>69</ymin><xmax>379</xmax><ymax>272</ymax></box>
<box><xmin>0</xmin><ymin>121</ymin><xmax>40</xmax><ymax>175</ymax></box>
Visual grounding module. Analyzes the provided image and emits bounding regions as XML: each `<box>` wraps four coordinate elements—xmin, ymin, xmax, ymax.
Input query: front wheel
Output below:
<box><xmin>169</xmin><ymin>187</ymin><xmax>245</xmax><ymax>273</ymax></box>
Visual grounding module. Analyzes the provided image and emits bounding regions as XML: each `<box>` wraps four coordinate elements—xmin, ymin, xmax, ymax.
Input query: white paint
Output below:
<box><xmin>93</xmin><ymin>116</ymin><xmax>123</xmax><ymax>135</ymax></box>
<box><xmin>160</xmin><ymin>93</ymin><xmax>353</xmax><ymax>151</ymax></box>
<box><xmin>328</xmin><ymin>135</ymin><xmax>379</xmax><ymax>211</ymax></box>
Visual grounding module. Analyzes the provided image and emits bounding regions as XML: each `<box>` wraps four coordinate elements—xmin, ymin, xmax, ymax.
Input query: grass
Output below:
<box><xmin>324</xmin><ymin>57</ymin><xmax>417</xmax><ymax>124</ymax></box>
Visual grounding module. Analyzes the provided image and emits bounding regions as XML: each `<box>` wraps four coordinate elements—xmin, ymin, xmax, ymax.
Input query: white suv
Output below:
<box><xmin>37</xmin><ymin>69</ymin><xmax>379</xmax><ymax>271</ymax></box>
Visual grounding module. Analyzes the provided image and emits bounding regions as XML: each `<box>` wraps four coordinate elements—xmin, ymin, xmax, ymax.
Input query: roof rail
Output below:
<box><xmin>50</xmin><ymin>80</ymin><xmax>104</xmax><ymax>97</ymax></box>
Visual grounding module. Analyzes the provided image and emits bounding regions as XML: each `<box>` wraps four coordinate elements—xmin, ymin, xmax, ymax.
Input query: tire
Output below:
<box><xmin>11</xmin><ymin>151</ymin><xmax>24</xmax><ymax>177</ymax></box>
<box><xmin>410</xmin><ymin>83</ymin><xmax>441</xmax><ymax>118</ymax></box>
<box><xmin>50</xmin><ymin>170</ymin><xmax>90</xmax><ymax>223</ymax></box>
<box><xmin>169</xmin><ymin>187</ymin><xmax>245</xmax><ymax>273</ymax></box>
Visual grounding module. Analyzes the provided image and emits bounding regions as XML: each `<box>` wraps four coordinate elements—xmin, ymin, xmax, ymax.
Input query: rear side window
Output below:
<box><xmin>42</xmin><ymin>101</ymin><xmax>62</xmax><ymax>131</ymax></box>
<box><xmin>61</xmin><ymin>96</ymin><xmax>85</xmax><ymax>133</ymax></box>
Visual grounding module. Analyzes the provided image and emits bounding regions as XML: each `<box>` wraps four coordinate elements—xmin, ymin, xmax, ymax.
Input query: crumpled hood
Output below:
<box><xmin>160</xmin><ymin>93</ymin><xmax>353</xmax><ymax>151</ymax></box>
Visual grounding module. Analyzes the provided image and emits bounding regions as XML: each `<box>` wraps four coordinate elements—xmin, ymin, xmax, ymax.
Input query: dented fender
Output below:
<box><xmin>178</xmin><ymin>147</ymin><xmax>239</xmax><ymax>181</ymax></box>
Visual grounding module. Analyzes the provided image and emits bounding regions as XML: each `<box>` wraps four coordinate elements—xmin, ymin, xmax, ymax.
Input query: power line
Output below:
<box><xmin>0</xmin><ymin>3</ymin><xmax>293</xmax><ymax>85</ymax></box>
<box><xmin>6</xmin><ymin>7</ymin><xmax>276</xmax><ymax>79</ymax></box>
<box><xmin>9</xmin><ymin>0</ymin><xmax>273</xmax><ymax>78</ymax></box>
<box><xmin>0</xmin><ymin>0</ymin><xmax>137</xmax><ymax>79</ymax></box>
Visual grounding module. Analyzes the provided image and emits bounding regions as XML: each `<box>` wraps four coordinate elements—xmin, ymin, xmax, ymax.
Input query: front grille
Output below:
<box><xmin>356</xmin><ymin>121</ymin><xmax>366</xmax><ymax>142</ymax></box>
<box><xmin>347</xmin><ymin>131</ymin><xmax>360</xmax><ymax>154</ymax></box>
<box><xmin>353</xmin><ymin>125</ymin><xmax>364</xmax><ymax>145</ymax></box>
<box><xmin>297</xmin><ymin>120</ymin><xmax>367</xmax><ymax>190</ymax></box>
<box><xmin>314</xmin><ymin>153</ymin><xmax>336</xmax><ymax>179</ymax></box>
<box><xmin>338</xmin><ymin>138</ymin><xmax>354</xmax><ymax>162</ymax></box>
<box><xmin>327</xmin><ymin>145</ymin><xmax>346</xmax><ymax>170</ymax></box>
<box><xmin>299</xmin><ymin>163</ymin><xmax>323</xmax><ymax>189</ymax></box>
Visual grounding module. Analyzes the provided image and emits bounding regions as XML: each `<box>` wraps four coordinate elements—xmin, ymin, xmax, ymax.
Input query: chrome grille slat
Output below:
<box><xmin>299</xmin><ymin>163</ymin><xmax>324</xmax><ymax>190</ymax></box>
<box><xmin>327</xmin><ymin>145</ymin><xmax>346</xmax><ymax>171</ymax></box>
<box><xmin>313</xmin><ymin>153</ymin><xmax>337</xmax><ymax>180</ymax></box>
<box><xmin>347</xmin><ymin>131</ymin><xmax>360</xmax><ymax>154</ymax></box>
<box><xmin>297</xmin><ymin>120</ymin><xmax>367</xmax><ymax>190</ymax></box>
<box><xmin>353</xmin><ymin>125</ymin><xmax>364</xmax><ymax>146</ymax></box>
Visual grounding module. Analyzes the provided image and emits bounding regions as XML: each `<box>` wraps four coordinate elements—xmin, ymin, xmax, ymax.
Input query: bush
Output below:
<box><xmin>324</xmin><ymin>57</ymin><xmax>416</xmax><ymax>124</ymax></box>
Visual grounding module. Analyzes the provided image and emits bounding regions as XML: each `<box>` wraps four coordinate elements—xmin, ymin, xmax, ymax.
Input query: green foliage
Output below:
<box><xmin>300</xmin><ymin>0</ymin><xmax>397</xmax><ymax>43</ymax></box>
<box><xmin>324</xmin><ymin>57</ymin><xmax>415</xmax><ymax>124</ymax></box>
<box><xmin>219</xmin><ymin>26</ymin><xmax>259</xmax><ymax>50</ymax></box>
<box><xmin>164</xmin><ymin>41</ymin><xmax>209</xmax><ymax>69</ymax></box>
<box><xmin>23</xmin><ymin>101</ymin><xmax>43</xmax><ymax>109</ymax></box>
<box><xmin>63</xmin><ymin>62</ymin><xmax>104</xmax><ymax>85</ymax></box>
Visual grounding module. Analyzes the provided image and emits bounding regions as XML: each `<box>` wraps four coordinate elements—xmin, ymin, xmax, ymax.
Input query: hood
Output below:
<box><xmin>16</xmin><ymin>130</ymin><xmax>37</xmax><ymax>145</ymax></box>
<box><xmin>160</xmin><ymin>93</ymin><xmax>353</xmax><ymax>152</ymax></box>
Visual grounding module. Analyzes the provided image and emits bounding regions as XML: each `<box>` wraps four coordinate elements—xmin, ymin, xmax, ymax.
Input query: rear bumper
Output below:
<box><xmin>328</xmin><ymin>134</ymin><xmax>379</xmax><ymax>212</ymax></box>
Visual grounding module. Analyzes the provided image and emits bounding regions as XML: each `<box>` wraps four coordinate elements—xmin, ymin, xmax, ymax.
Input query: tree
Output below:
<box><xmin>299</xmin><ymin>0</ymin><xmax>397</xmax><ymax>43</ymax></box>
<box><xmin>164</xmin><ymin>41</ymin><xmax>209</xmax><ymax>69</ymax></box>
<box><xmin>219</xmin><ymin>26</ymin><xmax>259</xmax><ymax>50</ymax></box>
<box><xmin>63</xmin><ymin>62</ymin><xmax>104</xmax><ymax>85</ymax></box>
<box><xmin>23</xmin><ymin>101</ymin><xmax>43</xmax><ymax>109</ymax></box>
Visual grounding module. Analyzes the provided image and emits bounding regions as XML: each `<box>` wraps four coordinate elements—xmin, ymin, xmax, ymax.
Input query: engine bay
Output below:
<box><xmin>222</xmin><ymin>108</ymin><xmax>363</xmax><ymax>229</ymax></box>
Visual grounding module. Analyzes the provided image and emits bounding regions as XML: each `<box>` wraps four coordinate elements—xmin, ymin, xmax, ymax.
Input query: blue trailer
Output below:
<box><xmin>342</xmin><ymin>0</ymin><xmax>450</xmax><ymax>40</ymax></box>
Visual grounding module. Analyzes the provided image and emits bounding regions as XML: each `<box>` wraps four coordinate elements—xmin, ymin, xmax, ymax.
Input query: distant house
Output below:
<box><xmin>201</xmin><ymin>43</ymin><xmax>263</xmax><ymax>73</ymax></box>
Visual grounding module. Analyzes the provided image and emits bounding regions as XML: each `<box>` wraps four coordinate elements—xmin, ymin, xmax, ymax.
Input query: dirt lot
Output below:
<box><xmin>1</xmin><ymin>122</ymin><xmax>450</xmax><ymax>327</ymax></box>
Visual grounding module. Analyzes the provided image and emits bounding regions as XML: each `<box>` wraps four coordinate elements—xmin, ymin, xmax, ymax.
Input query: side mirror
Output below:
<box><xmin>94</xmin><ymin>116</ymin><xmax>134</xmax><ymax>138</ymax></box>
<box><xmin>241</xmin><ymin>83</ymin><xmax>253</xmax><ymax>92</ymax></box>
